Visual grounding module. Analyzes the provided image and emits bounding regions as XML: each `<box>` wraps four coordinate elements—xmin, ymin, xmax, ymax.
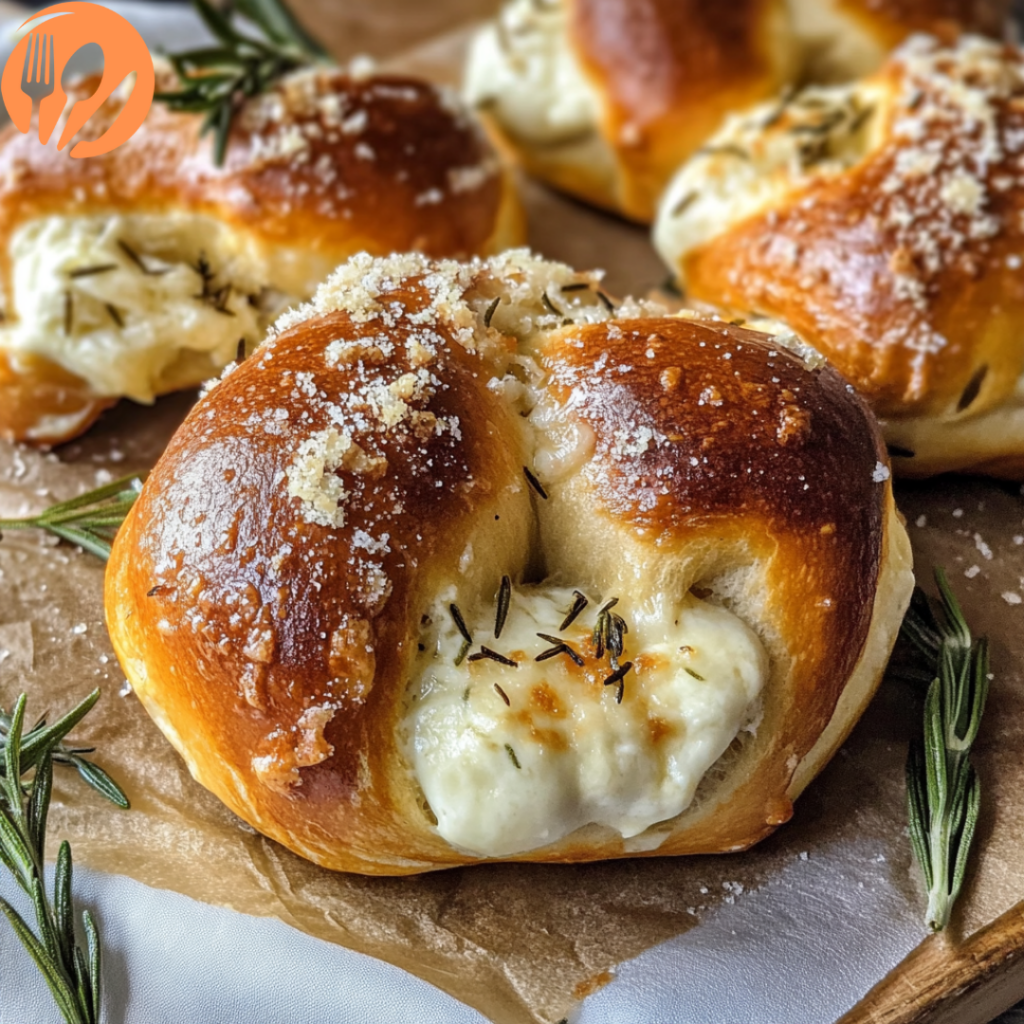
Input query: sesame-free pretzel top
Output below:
<box><xmin>106</xmin><ymin>252</ymin><xmax>913</xmax><ymax>873</ymax></box>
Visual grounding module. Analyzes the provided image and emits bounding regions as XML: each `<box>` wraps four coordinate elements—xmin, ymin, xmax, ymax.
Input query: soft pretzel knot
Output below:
<box><xmin>464</xmin><ymin>0</ymin><xmax>1010</xmax><ymax>223</ymax></box>
<box><xmin>655</xmin><ymin>35</ymin><xmax>1024</xmax><ymax>479</ymax></box>
<box><xmin>106</xmin><ymin>251</ymin><xmax>913</xmax><ymax>874</ymax></box>
<box><xmin>0</xmin><ymin>62</ymin><xmax>521</xmax><ymax>445</ymax></box>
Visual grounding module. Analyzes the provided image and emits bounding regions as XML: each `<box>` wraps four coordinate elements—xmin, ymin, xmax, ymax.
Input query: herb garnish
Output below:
<box><xmin>493</xmin><ymin>683</ymin><xmax>511</xmax><ymax>707</ymax></box>
<box><xmin>154</xmin><ymin>0</ymin><xmax>329</xmax><ymax>167</ymax></box>
<box><xmin>104</xmin><ymin>303</ymin><xmax>124</xmax><ymax>328</ymax></box>
<box><xmin>900</xmin><ymin>568</ymin><xmax>989</xmax><ymax>931</ymax></box>
<box><xmin>449</xmin><ymin>603</ymin><xmax>472</xmax><ymax>645</ymax></box>
<box><xmin>1</xmin><ymin>689</ymin><xmax>129</xmax><ymax>1024</ymax></box>
<box><xmin>483</xmin><ymin>296</ymin><xmax>501</xmax><ymax>328</ymax></box>
<box><xmin>603</xmin><ymin>661</ymin><xmax>633</xmax><ymax>704</ymax></box>
<box><xmin>68</xmin><ymin>265</ymin><xmax>117</xmax><ymax>279</ymax></box>
<box><xmin>505</xmin><ymin>744</ymin><xmax>521</xmax><ymax>770</ymax></box>
<box><xmin>468</xmin><ymin>647</ymin><xmax>518</xmax><ymax>668</ymax></box>
<box><xmin>117</xmin><ymin>240</ymin><xmax>169</xmax><ymax>277</ymax></box>
<box><xmin>0</xmin><ymin>474</ymin><xmax>146</xmax><ymax>562</ymax></box>
<box><xmin>63</xmin><ymin>292</ymin><xmax>73</xmax><ymax>336</ymax></box>
<box><xmin>523</xmin><ymin>467</ymin><xmax>548</xmax><ymax>500</ymax></box>
<box><xmin>494</xmin><ymin>576</ymin><xmax>512</xmax><ymax>639</ymax></box>
<box><xmin>559</xmin><ymin>591</ymin><xmax>588</xmax><ymax>631</ymax></box>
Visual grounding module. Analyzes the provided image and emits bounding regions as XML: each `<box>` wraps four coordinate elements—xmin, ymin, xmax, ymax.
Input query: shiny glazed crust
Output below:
<box><xmin>106</xmin><ymin>255</ymin><xmax>913</xmax><ymax>874</ymax></box>
<box><xmin>0</xmin><ymin>65</ymin><xmax>522</xmax><ymax>445</ymax></box>
<box><xmin>656</xmin><ymin>37</ymin><xmax>1024</xmax><ymax>476</ymax></box>
<box><xmin>467</xmin><ymin>0</ymin><xmax>1010</xmax><ymax>223</ymax></box>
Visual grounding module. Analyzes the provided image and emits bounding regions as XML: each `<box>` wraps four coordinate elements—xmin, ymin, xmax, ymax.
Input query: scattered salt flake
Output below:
<box><xmin>119</xmin><ymin>679</ymin><xmax>133</xmax><ymax>697</ymax></box>
<box><xmin>799</xmin><ymin>851</ymin><xmax>809</xmax><ymax>861</ymax></box>
<box><xmin>915</xmin><ymin>514</ymin><xmax>927</xmax><ymax>528</ymax></box>
<box><xmin>71</xmin><ymin>623</ymin><xmax>88</xmax><ymax>635</ymax></box>
<box><xmin>974</xmin><ymin>533</ymin><xmax>993</xmax><ymax>560</ymax></box>
<box><xmin>953</xmin><ymin>508</ymin><xmax>964</xmax><ymax>518</ymax></box>
<box><xmin>965</xmin><ymin>565</ymin><xmax>981</xmax><ymax>578</ymax></box>
<box><xmin>872</xmin><ymin>462</ymin><xmax>890</xmax><ymax>483</ymax></box>
<box><xmin>1013</xmin><ymin>536</ymin><xmax>1023</xmax><ymax>545</ymax></box>
<box><xmin>1002</xmin><ymin>592</ymin><xmax>1023</xmax><ymax>605</ymax></box>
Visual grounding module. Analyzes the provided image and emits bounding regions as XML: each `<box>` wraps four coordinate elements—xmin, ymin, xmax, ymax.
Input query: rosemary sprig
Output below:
<box><xmin>154</xmin><ymin>0</ymin><xmax>329</xmax><ymax>167</ymax></box>
<box><xmin>0</xmin><ymin>689</ymin><xmax>129</xmax><ymax>1024</ymax></box>
<box><xmin>0</xmin><ymin>474</ymin><xmax>146</xmax><ymax>561</ymax></box>
<box><xmin>901</xmin><ymin>568</ymin><xmax>989</xmax><ymax>932</ymax></box>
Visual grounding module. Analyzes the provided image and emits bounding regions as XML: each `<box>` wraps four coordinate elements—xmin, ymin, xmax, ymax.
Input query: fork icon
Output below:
<box><xmin>20</xmin><ymin>32</ymin><xmax>55</xmax><ymax>138</ymax></box>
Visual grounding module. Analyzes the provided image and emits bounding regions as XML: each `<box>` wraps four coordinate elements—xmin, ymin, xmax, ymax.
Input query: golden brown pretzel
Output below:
<box><xmin>655</xmin><ymin>35</ymin><xmax>1024</xmax><ymax>478</ymax></box>
<box><xmin>464</xmin><ymin>0</ymin><xmax>1010</xmax><ymax>223</ymax></box>
<box><xmin>0</xmin><ymin>63</ymin><xmax>522</xmax><ymax>445</ymax></box>
<box><xmin>106</xmin><ymin>252</ymin><xmax>912</xmax><ymax>874</ymax></box>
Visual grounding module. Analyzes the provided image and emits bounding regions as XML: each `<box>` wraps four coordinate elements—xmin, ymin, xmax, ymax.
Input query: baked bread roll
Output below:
<box><xmin>106</xmin><ymin>251</ymin><xmax>912</xmax><ymax>874</ymax></box>
<box><xmin>655</xmin><ymin>35</ymin><xmax>1024</xmax><ymax>479</ymax></box>
<box><xmin>465</xmin><ymin>0</ymin><xmax>800</xmax><ymax>223</ymax></box>
<box><xmin>0</xmin><ymin>62</ymin><xmax>522</xmax><ymax>446</ymax></box>
<box><xmin>464</xmin><ymin>0</ymin><xmax>1010</xmax><ymax>223</ymax></box>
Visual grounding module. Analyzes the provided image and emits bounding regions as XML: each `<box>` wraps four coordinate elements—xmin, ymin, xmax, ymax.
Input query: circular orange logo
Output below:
<box><xmin>1</xmin><ymin>1</ymin><xmax>154</xmax><ymax>158</ymax></box>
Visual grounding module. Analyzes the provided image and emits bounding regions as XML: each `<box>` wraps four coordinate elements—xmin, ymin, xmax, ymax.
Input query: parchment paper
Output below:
<box><xmin>1</xmin><ymin>170</ymin><xmax>1023</xmax><ymax>1024</ymax></box>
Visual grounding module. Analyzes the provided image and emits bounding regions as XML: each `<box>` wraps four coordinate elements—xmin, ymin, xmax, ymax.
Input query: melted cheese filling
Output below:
<box><xmin>2</xmin><ymin>213</ymin><xmax>294</xmax><ymax>402</ymax></box>
<box><xmin>463</xmin><ymin>0</ymin><xmax>600</xmax><ymax>146</ymax></box>
<box><xmin>406</xmin><ymin>584</ymin><xmax>767</xmax><ymax>857</ymax></box>
<box><xmin>653</xmin><ymin>81</ymin><xmax>884</xmax><ymax>275</ymax></box>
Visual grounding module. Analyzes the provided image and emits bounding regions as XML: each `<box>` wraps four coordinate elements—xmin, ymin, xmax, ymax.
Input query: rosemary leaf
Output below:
<box><xmin>0</xmin><ymin>473</ymin><xmax>145</xmax><ymax>562</ymax></box>
<box><xmin>901</xmin><ymin>568</ymin><xmax>990</xmax><ymax>931</ymax></box>
<box><xmin>0</xmin><ymin>690</ymin><xmax>128</xmax><ymax>1024</ymax></box>
<box><xmin>156</xmin><ymin>0</ymin><xmax>328</xmax><ymax>167</ymax></box>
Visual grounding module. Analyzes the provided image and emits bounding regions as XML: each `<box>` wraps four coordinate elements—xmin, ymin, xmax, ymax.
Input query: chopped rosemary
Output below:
<box><xmin>495</xmin><ymin>575</ymin><xmax>512</xmax><ymax>639</ymax></box>
<box><xmin>505</xmin><ymin>744</ymin><xmax>521</xmax><ymax>770</ymax></box>
<box><xmin>541</xmin><ymin>293</ymin><xmax>563</xmax><ymax>318</ymax></box>
<box><xmin>523</xmin><ymin>467</ymin><xmax>548</xmax><ymax>500</ymax></box>
<box><xmin>0</xmin><ymin>473</ymin><xmax>146</xmax><ymax>561</ymax></box>
<box><xmin>455</xmin><ymin>639</ymin><xmax>471</xmax><ymax>667</ymax></box>
<box><xmin>559</xmin><ymin>591</ymin><xmax>588</xmax><ymax>631</ymax></box>
<box><xmin>671</xmin><ymin>191</ymin><xmax>698</xmax><ymax>218</ymax></box>
<box><xmin>68</xmin><ymin>264</ymin><xmax>117</xmax><ymax>279</ymax></box>
<box><xmin>117</xmin><ymin>239</ymin><xmax>169</xmax><ymax>276</ymax></box>
<box><xmin>535</xmin><ymin>636</ymin><xmax>584</xmax><ymax>667</ymax></box>
<box><xmin>1</xmin><ymin>690</ymin><xmax>129</xmax><ymax>1024</ymax></box>
<box><xmin>468</xmin><ymin>647</ymin><xmax>518</xmax><ymax>668</ymax></box>
<box><xmin>592</xmin><ymin>598</ymin><xmax>619</xmax><ymax>660</ymax></box>
<box><xmin>105</xmin><ymin>303</ymin><xmax>124</xmax><ymax>328</ymax></box>
<box><xmin>63</xmin><ymin>291</ymin><xmax>73</xmax><ymax>336</ymax></box>
<box><xmin>848</xmin><ymin>104</ymin><xmax>874</xmax><ymax>133</ymax></box>
<box><xmin>596</xmin><ymin>290</ymin><xmax>615</xmax><ymax>313</ymax></box>
<box><xmin>449</xmin><ymin>603</ymin><xmax>472</xmax><ymax>645</ymax></box>
<box><xmin>493</xmin><ymin>683</ymin><xmax>511</xmax><ymax>706</ymax></box>
<box><xmin>901</xmin><ymin>568</ymin><xmax>990</xmax><ymax>931</ymax></box>
<box><xmin>684</xmin><ymin>667</ymin><xmax>705</xmax><ymax>681</ymax></box>
<box><xmin>155</xmin><ymin>0</ymin><xmax>329</xmax><ymax>167</ymax></box>
<box><xmin>560</xmin><ymin>282</ymin><xmax>590</xmax><ymax>292</ymax></box>
<box><xmin>603</xmin><ymin>661</ymin><xmax>633</xmax><ymax>704</ymax></box>
<box><xmin>483</xmin><ymin>296</ymin><xmax>501</xmax><ymax>328</ymax></box>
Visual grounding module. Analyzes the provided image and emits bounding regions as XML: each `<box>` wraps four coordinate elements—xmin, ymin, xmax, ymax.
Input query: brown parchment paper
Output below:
<box><xmin>2</xmin><ymin>41</ymin><xmax>1024</xmax><ymax>1017</ymax></box>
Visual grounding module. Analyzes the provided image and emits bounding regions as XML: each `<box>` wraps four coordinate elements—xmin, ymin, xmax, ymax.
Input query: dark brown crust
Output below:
<box><xmin>107</xmin><ymin>306</ymin><xmax>895</xmax><ymax>874</ymax></box>
<box><xmin>568</xmin><ymin>0</ymin><xmax>792</xmax><ymax>221</ymax></box>
<box><xmin>537</xmin><ymin>318</ymin><xmax>887</xmax><ymax>853</ymax></box>
<box><xmin>0</xmin><ymin>68</ymin><xmax>515</xmax><ymax>445</ymax></box>
<box><xmin>681</xmin><ymin>50</ymin><xmax>1024</xmax><ymax>421</ymax></box>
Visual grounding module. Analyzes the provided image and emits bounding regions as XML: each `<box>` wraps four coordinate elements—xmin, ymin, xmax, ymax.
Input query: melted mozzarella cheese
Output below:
<box><xmin>464</xmin><ymin>0</ymin><xmax>600</xmax><ymax>146</ymax></box>
<box><xmin>405</xmin><ymin>584</ymin><xmax>767</xmax><ymax>857</ymax></box>
<box><xmin>2</xmin><ymin>214</ymin><xmax>294</xmax><ymax>402</ymax></box>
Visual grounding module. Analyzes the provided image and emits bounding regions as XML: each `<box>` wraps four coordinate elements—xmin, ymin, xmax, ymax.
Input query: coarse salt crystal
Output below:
<box><xmin>916</xmin><ymin>514</ymin><xmax>927</xmax><ymax>528</ymax></box>
<box><xmin>1002</xmin><ymin>592</ymin><xmax>1022</xmax><ymax>605</ymax></box>
<box><xmin>965</xmin><ymin>565</ymin><xmax>981</xmax><ymax>578</ymax></box>
<box><xmin>872</xmin><ymin>462</ymin><xmax>890</xmax><ymax>483</ymax></box>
